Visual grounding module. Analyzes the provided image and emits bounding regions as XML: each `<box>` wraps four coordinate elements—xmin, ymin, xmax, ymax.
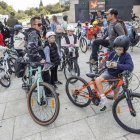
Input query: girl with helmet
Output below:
<box><xmin>44</xmin><ymin>31</ymin><xmax>62</xmax><ymax>89</ymax></box>
<box><xmin>94</xmin><ymin>35</ymin><xmax>134</xmax><ymax>110</ymax></box>
<box><xmin>13</xmin><ymin>24</ymin><xmax>25</xmax><ymax>55</ymax></box>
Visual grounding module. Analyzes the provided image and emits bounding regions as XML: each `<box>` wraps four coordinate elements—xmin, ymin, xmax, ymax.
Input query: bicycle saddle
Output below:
<box><xmin>86</xmin><ymin>73</ymin><xmax>99</xmax><ymax>79</ymax></box>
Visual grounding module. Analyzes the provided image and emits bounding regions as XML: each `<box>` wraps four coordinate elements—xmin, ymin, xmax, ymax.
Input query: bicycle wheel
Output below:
<box><xmin>8</xmin><ymin>57</ymin><xmax>16</xmax><ymax>73</ymax></box>
<box><xmin>0</xmin><ymin>68</ymin><xmax>11</xmax><ymax>87</ymax></box>
<box><xmin>64</xmin><ymin>59</ymin><xmax>80</xmax><ymax>81</ymax></box>
<box><xmin>66</xmin><ymin>76</ymin><xmax>92</xmax><ymax>107</ymax></box>
<box><xmin>28</xmin><ymin>82</ymin><xmax>60</xmax><ymax>126</ymax></box>
<box><xmin>79</xmin><ymin>37</ymin><xmax>88</xmax><ymax>53</ymax></box>
<box><xmin>112</xmin><ymin>92</ymin><xmax>140</xmax><ymax>134</ymax></box>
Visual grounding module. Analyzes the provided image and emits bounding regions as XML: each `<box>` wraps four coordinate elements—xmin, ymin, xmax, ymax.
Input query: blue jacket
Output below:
<box><xmin>108</xmin><ymin>51</ymin><xmax>134</xmax><ymax>77</ymax></box>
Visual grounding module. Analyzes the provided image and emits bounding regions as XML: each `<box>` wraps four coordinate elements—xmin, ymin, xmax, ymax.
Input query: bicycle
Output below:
<box><xmin>65</xmin><ymin>71</ymin><xmax>140</xmax><ymax>134</ymax></box>
<box><xmin>0</xmin><ymin>49</ymin><xmax>16</xmax><ymax>87</ymax></box>
<box><xmin>89</xmin><ymin>49</ymin><xmax>109</xmax><ymax>74</ymax></box>
<box><xmin>21</xmin><ymin>57</ymin><xmax>60</xmax><ymax>125</ymax></box>
<box><xmin>59</xmin><ymin>46</ymin><xmax>80</xmax><ymax>81</ymax></box>
<box><xmin>78</xmin><ymin>28</ymin><xmax>88</xmax><ymax>53</ymax></box>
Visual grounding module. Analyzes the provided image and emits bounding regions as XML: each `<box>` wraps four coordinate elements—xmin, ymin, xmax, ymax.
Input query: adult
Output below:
<box><xmin>40</xmin><ymin>14</ymin><xmax>46</xmax><ymax>26</ymax></box>
<box><xmin>25</xmin><ymin>16</ymin><xmax>45</xmax><ymax>61</ymax></box>
<box><xmin>50</xmin><ymin>15</ymin><xmax>63</xmax><ymax>54</ymax></box>
<box><xmin>7</xmin><ymin>12</ymin><xmax>18</xmax><ymax>45</ymax></box>
<box><xmin>61</xmin><ymin>15</ymin><xmax>68</xmax><ymax>33</ymax></box>
<box><xmin>89</xmin><ymin>12</ymin><xmax>94</xmax><ymax>24</ymax></box>
<box><xmin>131</xmin><ymin>13</ymin><xmax>139</xmax><ymax>21</ymax></box>
<box><xmin>45</xmin><ymin>16</ymin><xmax>50</xmax><ymax>26</ymax></box>
<box><xmin>51</xmin><ymin>15</ymin><xmax>60</xmax><ymax>32</ymax></box>
<box><xmin>95</xmin><ymin>10</ymin><xmax>104</xmax><ymax>26</ymax></box>
<box><xmin>88</xmin><ymin>8</ymin><xmax>126</xmax><ymax>64</ymax></box>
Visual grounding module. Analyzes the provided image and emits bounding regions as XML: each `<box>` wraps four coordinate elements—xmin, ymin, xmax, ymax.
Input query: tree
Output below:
<box><xmin>39</xmin><ymin>0</ymin><xmax>43</xmax><ymax>7</ymax></box>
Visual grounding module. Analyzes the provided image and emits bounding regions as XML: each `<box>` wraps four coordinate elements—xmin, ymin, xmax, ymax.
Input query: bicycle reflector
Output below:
<box><xmin>52</xmin><ymin>99</ymin><xmax>55</xmax><ymax>109</ymax></box>
<box><xmin>117</xmin><ymin>104</ymin><xmax>121</xmax><ymax>114</ymax></box>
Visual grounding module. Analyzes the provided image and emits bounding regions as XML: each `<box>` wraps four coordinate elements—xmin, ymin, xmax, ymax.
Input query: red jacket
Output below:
<box><xmin>93</xmin><ymin>26</ymin><xmax>101</xmax><ymax>36</ymax></box>
<box><xmin>87</xmin><ymin>29</ymin><xmax>94</xmax><ymax>40</ymax></box>
<box><xmin>0</xmin><ymin>33</ymin><xmax>4</xmax><ymax>46</ymax></box>
<box><xmin>87</xmin><ymin>26</ymin><xmax>101</xmax><ymax>40</ymax></box>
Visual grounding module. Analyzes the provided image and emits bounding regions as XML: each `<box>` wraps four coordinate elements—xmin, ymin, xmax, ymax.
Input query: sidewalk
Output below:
<box><xmin>0</xmin><ymin>48</ymin><xmax>140</xmax><ymax>140</ymax></box>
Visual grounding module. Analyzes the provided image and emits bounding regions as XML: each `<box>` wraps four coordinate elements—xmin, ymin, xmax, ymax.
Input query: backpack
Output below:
<box><xmin>113</xmin><ymin>19</ymin><xmax>128</xmax><ymax>36</ymax></box>
<box><xmin>125</xmin><ymin>24</ymin><xmax>139</xmax><ymax>47</ymax></box>
<box><xmin>114</xmin><ymin>20</ymin><xmax>139</xmax><ymax>47</ymax></box>
<box><xmin>1</xmin><ymin>27</ymin><xmax>11</xmax><ymax>39</ymax></box>
<box><xmin>15</xmin><ymin>57</ymin><xmax>26</xmax><ymax>78</ymax></box>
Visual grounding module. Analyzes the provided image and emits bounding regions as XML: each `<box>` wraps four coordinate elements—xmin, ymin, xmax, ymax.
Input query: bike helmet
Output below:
<box><xmin>46</xmin><ymin>31</ymin><xmax>56</xmax><ymax>39</ymax></box>
<box><xmin>92</xmin><ymin>20</ymin><xmax>98</xmax><ymax>25</ymax></box>
<box><xmin>113</xmin><ymin>35</ymin><xmax>130</xmax><ymax>52</ymax></box>
<box><xmin>67</xmin><ymin>25</ymin><xmax>75</xmax><ymax>31</ymax></box>
<box><xmin>89</xmin><ymin>25</ymin><xmax>93</xmax><ymax>28</ymax></box>
<box><xmin>14</xmin><ymin>24</ymin><xmax>23</xmax><ymax>30</ymax></box>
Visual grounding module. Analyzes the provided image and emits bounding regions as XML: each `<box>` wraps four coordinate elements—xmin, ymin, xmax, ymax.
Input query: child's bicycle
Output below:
<box><xmin>0</xmin><ymin>49</ymin><xmax>16</xmax><ymax>87</ymax></box>
<box><xmin>76</xmin><ymin>27</ymin><xmax>88</xmax><ymax>53</ymax></box>
<box><xmin>21</xmin><ymin>48</ymin><xmax>60</xmax><ymax>126</ymax></box>
<box><xmin>66</xmin><ymin>71</ymin><xmax>140</xmax><ymax>134</ymax></box>
<box><xmin>59</xmin><ymin>46</ymin><xmax>80</xmax><ymax>81</ymax></box>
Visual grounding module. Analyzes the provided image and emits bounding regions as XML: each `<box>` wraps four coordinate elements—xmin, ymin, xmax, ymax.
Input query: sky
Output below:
<box><xmin>2</xmin><ymin>0</ymin><xmax>59</xmax><ymax>11</ymax></box>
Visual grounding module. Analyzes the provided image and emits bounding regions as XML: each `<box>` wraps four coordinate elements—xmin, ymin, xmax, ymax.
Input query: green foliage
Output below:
<box><xmin>0</xmin><ymin>1</ymin><xmax>15</xmax><ymax>15</ymax></box>
<box><xmin>0</xmin><ymin>1</ymin><xmax>70</xmax><ymax>20</ymax></box>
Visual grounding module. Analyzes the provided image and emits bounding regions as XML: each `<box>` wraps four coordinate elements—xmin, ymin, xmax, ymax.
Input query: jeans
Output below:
<box><xmin>91</xmin><ymin>39</ymin><xmax>110</xmax><ymax>61</ymax></box>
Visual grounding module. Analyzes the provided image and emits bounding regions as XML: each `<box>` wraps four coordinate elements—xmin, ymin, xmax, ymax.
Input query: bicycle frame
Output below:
<box><xmin>76</xmin><ymin>78</ymin><xmax>124</xmax><ymax>100</ymax></box>
<box><xmin>24</xmin><ymin>64</ymin><xmax>45</xmax><ymax>104</ymax></box>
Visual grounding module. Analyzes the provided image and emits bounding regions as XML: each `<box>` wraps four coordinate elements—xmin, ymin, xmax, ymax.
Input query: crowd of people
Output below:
<box><xmin>0</xmin><ymin>8</ymin><xmax>139</xmax><ymax>109</ymax></box>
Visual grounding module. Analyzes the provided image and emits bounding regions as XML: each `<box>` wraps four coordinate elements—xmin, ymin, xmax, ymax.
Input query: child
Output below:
<box><xmin>14</xmin><ymin>24</ymin><xmax>25</xmax><ymax>56</ymax></box>
<box><xmin>44</xmin><ymin>31</ymin><xmax>62</xmax><ymax>89</ymax></box>
<box><xmin>95</xmin><ymin>35</ymin><xmax>134</xmax><ymax>110</ymax></box>
<box><xmin>92</xmin><ymin>20</ymin><xmax>101</xmax><ymax>38</ymax></box>
<box><xmin>61</xmin><ymin>25</ymin><xmax>79</xmax><ymax>61</ymax></box>
<box><xmin>87</xmin><ymin>25</ymin><xmax>94</xmax><ymax>47</ymax></box>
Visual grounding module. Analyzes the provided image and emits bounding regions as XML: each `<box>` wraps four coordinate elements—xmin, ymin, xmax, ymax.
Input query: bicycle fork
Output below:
<box><xmin>125</xmin><ymin>89</ymin><xmax>136</xmax><ymax>117</ymax></box>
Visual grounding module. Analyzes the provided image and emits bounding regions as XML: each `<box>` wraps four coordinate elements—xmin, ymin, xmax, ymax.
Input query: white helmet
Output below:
<box><xmin>46</xmin><ymin>31</ymin><xmax>56</xmax><ymax>38</ymax></box>
<box><xmin>67</xmin><ymin>25</ymin><xmax>75</xmax><ymax>31</ymax></box>
<box><xmin>88</xmin><ymin>25</ymin><xmax>93</xmax><ymax>28</ymax></box>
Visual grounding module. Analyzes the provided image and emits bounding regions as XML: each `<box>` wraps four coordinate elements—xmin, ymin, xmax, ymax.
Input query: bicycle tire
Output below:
<box><xmin>64</xmin><ymin>59</ymin><xmax>80</xmax><ymax>81</ymax></box>
<box><xmin>112</xmin><ymin>93</ymin><xmax>140</xmax><ymax>134</ymax></box>
<box><xmin>65</xmin><ymin>76</ymin><xmax>92</xmax><ymax>107</ymax></box>
<box><xmin>27</xmin><ymin>82</ymin><xmax>60</xmax><ymax>126</ymax></box>
<box><xmin>0</xmin><ymin>68</ymin><xmax>11</xmax><ymax>88</ymax></box>
<box><xmin>8</xmin><ymin>57</ymin><xmax>16</xmax><ymax>73</ymax></box>
<box><xmin>79</xmin><ymin>37</ymin><xmax>88</xmax><ymax>53</ymax></box>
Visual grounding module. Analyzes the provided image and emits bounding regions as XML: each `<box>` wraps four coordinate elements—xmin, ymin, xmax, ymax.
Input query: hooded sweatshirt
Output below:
<box><xmin>108</xmin><ymin>51</ymin><xmax>134</xmax><ymax>77</ymax></box>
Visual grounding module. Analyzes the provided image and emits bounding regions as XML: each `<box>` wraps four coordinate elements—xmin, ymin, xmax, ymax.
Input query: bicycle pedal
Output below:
<box><xmin>100</xmin><ymin>106</ymin><xmax>107</xmax><ymax>111</ymax></box>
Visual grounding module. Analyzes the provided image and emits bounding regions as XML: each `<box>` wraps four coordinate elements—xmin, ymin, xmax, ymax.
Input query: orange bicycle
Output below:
<box><xmin>65</xmin><ymin>71</ymin><xmax>140</xmax><ymax>134</ymax></box>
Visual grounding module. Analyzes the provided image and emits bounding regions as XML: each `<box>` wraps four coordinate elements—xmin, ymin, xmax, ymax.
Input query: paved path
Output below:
<box><xmin>0</xmin><ymin>48</ymin><xmax>140</xmax><ymax>140</ymax></box>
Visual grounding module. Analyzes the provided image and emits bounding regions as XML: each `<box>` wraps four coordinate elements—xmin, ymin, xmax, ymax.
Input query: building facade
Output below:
<box><xmin>59</xmin><ymin>0</ymin><xmax>69</xmax><ymax>5</ymax></box>
<box><xmin>68</xmin><ymin>0</ymin><xmax>140</xmax><ymax>22</ymax></box>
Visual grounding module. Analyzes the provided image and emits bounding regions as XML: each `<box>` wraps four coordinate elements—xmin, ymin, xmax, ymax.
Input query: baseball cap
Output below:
<box><xmin>105</xmin><ymin>8</ymin><xmax>118</xmax><ymax>16</ymax></box>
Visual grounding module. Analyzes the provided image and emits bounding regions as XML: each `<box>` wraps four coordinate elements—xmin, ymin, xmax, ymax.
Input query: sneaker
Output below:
<box><xmin>54</xmin><ymin>81</ymin><xmax>63</xmax><ymax>85</ymax></box>
<box><xmin>99</xmin><ymin>95</ymin><xmax>107</xmax><ymax>111</ymax></box>
<box><xmin>86</xmin><ymin>59</ymin><xmax>97</xmax><ymax>65</ymax></box>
